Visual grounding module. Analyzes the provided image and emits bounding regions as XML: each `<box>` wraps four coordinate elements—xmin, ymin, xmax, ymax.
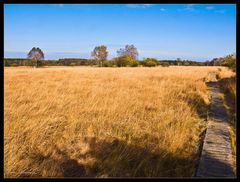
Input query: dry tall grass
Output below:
<box><xmin>4</xmin><ymin>66</ymin><xmax>234</xmax><ymax>177</ymax></box>
<box><xmin>218</xmin><ymin>73</ymin><xmax>236</xmax><ymax>172</ymax></box>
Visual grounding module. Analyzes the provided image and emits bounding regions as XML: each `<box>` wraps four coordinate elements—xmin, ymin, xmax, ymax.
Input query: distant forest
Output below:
<box><xmin>4</xmin><ymin>54</ymin><xmax>235</xmax><ymax>70</ymax></box>
<box><xmin>4</xmin><ymin>46</ymin><xmax>236</xmax><ymax>70</ymax></box>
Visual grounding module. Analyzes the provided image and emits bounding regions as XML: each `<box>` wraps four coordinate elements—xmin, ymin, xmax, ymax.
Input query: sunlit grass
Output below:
<box><xmin>4</xmin><ymin>66</ymin><xmax>234</xmax><ymax>177</ymax></box>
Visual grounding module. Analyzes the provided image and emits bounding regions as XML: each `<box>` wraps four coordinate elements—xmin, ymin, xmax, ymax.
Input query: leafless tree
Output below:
<box><xmin>117</xmin><ymin>44</ymin><xmax>138</xmax><ymax>60</ymax></box>
<box><xmin>91</xmin><ymin>45</ymin><xmax>108</xmax><ymax>66</ymax></box>
<box><xmin>27</xmin><ymin>47</ymin><xmax>44</xmax><ymax>60</ymax></box>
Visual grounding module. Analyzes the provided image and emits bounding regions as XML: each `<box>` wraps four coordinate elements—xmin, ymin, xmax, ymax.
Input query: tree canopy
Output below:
<box><xmin>27</xmin><ymin>47</ymin><xmax>44</xmax><ymax>60</ymax></box>
<box><xmin>117</xmin><ymin>44</ymin><xmax>138</xmax><ymax>60</ymax></box>
<box><xmin>91</xmin><ymin>45</ymin><xmax>108</xmax><ymax>61</ymax></box>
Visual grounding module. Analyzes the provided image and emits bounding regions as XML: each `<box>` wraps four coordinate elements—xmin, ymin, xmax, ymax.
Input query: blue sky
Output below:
<box><xmin>4</xmin><ymin>4</ymin><xmax>236</xmax><ymax>61</ymax></box>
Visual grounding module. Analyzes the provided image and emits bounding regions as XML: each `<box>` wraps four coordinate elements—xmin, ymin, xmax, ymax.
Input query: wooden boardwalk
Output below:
<box><xmin>196</xmin><ymin>75</ymin><xmax>235</xmax><ymax>177</ymax></box>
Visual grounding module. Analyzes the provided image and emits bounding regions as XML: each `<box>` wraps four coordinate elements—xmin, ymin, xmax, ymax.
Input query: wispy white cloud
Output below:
<box><xmin>179</xmin><ymin>5</ymin><xmax>225</xmax><ymax>14</ymax></box>
<box><xmin>178</xmin><ymin>4</ymin><xmax>197</xmax><ymax>12</ymax></box>
<box><xmin>126</xmin><ymin>4</ymin><xmax>154</xmax><ymax>9</ymax></box>
<box><xmin>215</xmin><ymin>10</ymin><xmax>225</xmax><ymax>14</ymax></box>
<box><xmin>205</xmin><ymin>6</ymin><xmax>214</xmax><ymax>10</ymax></box>
<box><xmin>160</xmin><ymin>8</ymin><xmax>166</xmax><ymax>12</ymax></box>
<box><xmin>178</xmin><ymin>5</ymin><xmax>226</xmax><ymax>14</ymax></box>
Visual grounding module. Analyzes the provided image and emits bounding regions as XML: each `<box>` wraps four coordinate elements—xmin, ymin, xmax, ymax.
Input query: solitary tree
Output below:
<box><xmin>117</xmin><ymin>44</ymin><xmax>138</xmax><ymax>60</ymax></box>
<box><xmin>27</xmin><ymin>47</ymin><xmax>44</xmax><ymax>67</ymax></box>
<box><xmin>28</xmin><ymin>47</ymin><xmax>44</xmax><ymax>60</ymax></box>
<box><xmin>91</xmin><ymin>45</ymin><xmax>108</xmax><ymax>67</ymax></box>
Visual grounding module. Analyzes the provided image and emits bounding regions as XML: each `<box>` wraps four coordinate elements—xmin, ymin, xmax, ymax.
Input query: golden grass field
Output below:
<box><xmin>4</xmin><ymin>66</ymin><xmax>235</xmax><ymax>177</ymax></box>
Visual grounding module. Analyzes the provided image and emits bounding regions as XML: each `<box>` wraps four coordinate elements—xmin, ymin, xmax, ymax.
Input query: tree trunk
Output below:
<box><xmin>35</xmin><ymin>60</ymin><xmax>39</xmax><ymax>68</ymax></box>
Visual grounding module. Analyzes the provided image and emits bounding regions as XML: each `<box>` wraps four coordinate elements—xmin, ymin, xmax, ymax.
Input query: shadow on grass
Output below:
<box><xmin>217</xmin><ymin>76</ymin><xmax>236</xmax><ymax>172</ymax></box>
<box><xmin>19</xmin><ymin>144</ymin><xmax>87</xmax><ymax>177</ymax></box>
<box><xmin>19</xmin><ymin>135</ymin><xmax>199</xmax><ymax>178</ymax></box>
<box><xmin>182</xmin><ymin>88</ymin><xmax>210</xmax><ymax>120</ymax></box>
<box><xmin>218</xmin><ymin>77</ymin><xmax>236</xmax><ymax>125</ymax></box>
<box><xmin>18</xmin><ymin>134</ymin><xmax>236</xmax><ymax>178</ymax></box>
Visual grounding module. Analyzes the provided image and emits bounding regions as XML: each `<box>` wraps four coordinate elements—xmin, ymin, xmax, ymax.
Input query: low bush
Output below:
<box><xmin>160</xmin><ymin>62</ymin><xmax>170</xmax><ymax>67</ymax></box>
<box><xmin>102</xmin><ymin>60</ymin><xmax>115</xmax><ymax>67</ymax></box>
<box><xmin>130</xmin><ymin>60</ymin><xmax>139</xmax><ymax>67</ymax></box>
<box><xmin>145</xmin><ymin>60</ymin><xmax>157</xmax><ymax>67</ymax></box>
<box><xmin>142</xmin><ymin>58</ymin><xmax>158</xmax><ymax>67</ymax></box>
<box><xmin>115</xmin><ymin>55</ymin><xmax>134</xmax><ymax>67</ymax></box>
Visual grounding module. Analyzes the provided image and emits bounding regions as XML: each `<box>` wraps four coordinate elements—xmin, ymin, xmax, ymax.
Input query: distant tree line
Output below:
<box><xmin>3</xmin><ymin>57</ymin><xmax>208</xmax><ymax>67</ymax></box>
<box><xmin>4</xmin><ymin>46</ymin><xmax>235</xmax><ymax>69</ymax></box>
<box><xmin>4</xmin><ymin>58</ymin><xmax>94</xmax><ymax>67</ymax></box>
<box><xmin>205</xmin><ymin>53</ymin><xmax>236</xmax><ymax>71</ymax></box>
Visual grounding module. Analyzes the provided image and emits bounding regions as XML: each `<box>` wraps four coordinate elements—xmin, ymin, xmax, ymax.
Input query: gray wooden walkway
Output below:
<box><xmin>196</xmin><ymin>74</ymin><xmax>235</xmax><ymax>177</ymax></box>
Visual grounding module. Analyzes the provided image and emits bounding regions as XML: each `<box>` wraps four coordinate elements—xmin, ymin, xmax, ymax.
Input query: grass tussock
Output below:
<box><xmin>218</xmin><ymin>73</ymin><xmax>236</xmax><ymax>172</ymax></box>
<box><xmin>4</xmin><ymin>66</ymin><xmax>233</xmax><ymax>177</ymax></box>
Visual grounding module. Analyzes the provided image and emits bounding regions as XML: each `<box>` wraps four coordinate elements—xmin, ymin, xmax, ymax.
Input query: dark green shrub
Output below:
<box><xmin>102</xmin><ymin>60</ymin><xmax>114</xmax><ymax>67</ymax></box>
<box><xmin>161</xmin><ymin>62</ymin><xmax>170</xmax><ymax>67</ymax></box>
<box><xmin>130</xmin><ymin>60</ymin><xmax>139</xmax><ymax>67</ymax></box>
<box><xmin>4</xmin><ymin>60</ymin><xmax>10</xmax><ymax>67</ymax></box>
<box><xmin>35</xmin><ymin>60</ymin><xmax>44</xmax><ymax>68</ymax></box>
<box><xmin>145</xmin><ymin>60</ymin><xmax>157</xmax><ymax>67</ymax></box>
<box><xmin>115</xmin><ymin>55</ymin><xmax>133</xmax><ymax>67</ymax></box>
<box><xmin>142</xmin><ymin>58</ymin><xmax>158</xmax><ymax>67</ymax></box>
